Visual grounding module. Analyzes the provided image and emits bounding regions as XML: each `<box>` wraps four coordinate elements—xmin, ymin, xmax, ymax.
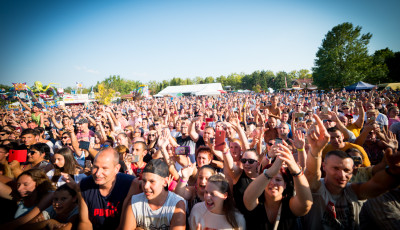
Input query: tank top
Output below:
<box><xmin>131</xmin><ymin>191</ymin><xmax>184</xmax><ymax>229</ymax></box>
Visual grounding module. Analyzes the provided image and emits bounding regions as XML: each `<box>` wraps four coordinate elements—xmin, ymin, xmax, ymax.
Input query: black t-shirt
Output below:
<box><xmin>247</xmin><ymin>196</ymin><xmax>299</xmax><ymax>230</ymax></box>
<box><xmin>80</xmin><ymin>173</ymin><xmax>135</xmax><ymax>230</ymax></box>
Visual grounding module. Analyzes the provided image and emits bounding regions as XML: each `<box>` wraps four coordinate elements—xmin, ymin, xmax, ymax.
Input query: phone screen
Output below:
<box><xmin>175</xmin><ymin>146</ymin><xmax>190</xmax><ymax>155</ymax></box>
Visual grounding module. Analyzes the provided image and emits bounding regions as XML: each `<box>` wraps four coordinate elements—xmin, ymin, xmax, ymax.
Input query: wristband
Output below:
<box><xmin>291</xmin><ymin>170</ymin><xmax>303</xmax><ymax>177</ymax></box>
<box><xmin>180</xmin><ymin>178</ymin><xmax>187</xmax><ymax>183</ymax></box>
<box><xmin>297</xmin><ymin>148</ymin><xmax>305</xmax><ymax>152</ymax></box>
<box><xmin>263</xmin><ymin>169</ymin><xmax>272</xmax><ymax>180</ymax></box>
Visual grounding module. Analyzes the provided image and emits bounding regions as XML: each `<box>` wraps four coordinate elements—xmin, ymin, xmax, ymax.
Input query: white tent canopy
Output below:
<box><xmin>157</xmin><ymin>83</ymin><xmax>224</xmax><ymax>97</ymax></box>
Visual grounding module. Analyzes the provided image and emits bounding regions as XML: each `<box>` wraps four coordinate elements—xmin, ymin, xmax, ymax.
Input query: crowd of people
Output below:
<box><xmin>0</xmin><ymin>88</ymin><xmax>399</xmax><ymax>230</ymax></box>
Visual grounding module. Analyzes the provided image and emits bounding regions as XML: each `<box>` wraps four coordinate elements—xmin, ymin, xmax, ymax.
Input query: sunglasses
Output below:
<box><xmin>267</xmin><ymin>143</ymin><xmax>274</xmax><ymax>146</ymax></box>
<box><xmin>323</xmin><ymin>120</ymin><xmax>333</xmax><ymax>123</ymax></box>
<box><xmin>62</xmin><ymin>136</ymin><xmax>69</xmax><ymax>139</ymax></box>
<box><xmin>104</xmin><ymin>126</ymin><xmax>110</xmax><ymax>128</ymax></box>
<box><xmin>149</xmin><ymin>134</ymin><xmax>157</xmax><ymax>137</ymax></box>
<box><xmin>100</xmin><ymin>144</ymin><xmax>110</xmax><ymax>148</ymax></box>
<box><xmin>240</xmin><ymin>158</ymin><xmax>257</xmax><ymax>164</ymax></box>
<box><xmin>154</xmin><ymin>123</ymin><xmax>161</xmax><ymax>126</ymax></box>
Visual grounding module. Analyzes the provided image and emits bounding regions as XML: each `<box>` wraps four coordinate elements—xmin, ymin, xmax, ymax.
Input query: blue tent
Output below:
<box><xmin>344</xmin><ymin>81</ymin><xmax>375</xmax><ymax>91</ymax></box>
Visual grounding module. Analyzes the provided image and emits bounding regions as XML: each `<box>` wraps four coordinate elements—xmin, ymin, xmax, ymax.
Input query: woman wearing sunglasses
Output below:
<box><xmin>243</xmin><ymin>144</ymin><xmax>313</xmax><ymax>230</ymax></box>
<box><xmin>222</xmin><ymin>147</ymin><xmax>260</xmax><ymax>229</ymax></box>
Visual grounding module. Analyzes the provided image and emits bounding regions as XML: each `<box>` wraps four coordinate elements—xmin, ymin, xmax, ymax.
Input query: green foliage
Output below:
<box><xmin>252</xmin><ymin>84</ymin><xmax>261</xmax><ymax>93</ymax></box>
<box><xmin>96</xmin><ymin>75</ymin><xmax>142</xmax><ymax>95</ymax></box>
<box><xmin>365</xmin><ymin>48</ymin><xmax>394</xmax><ymax>84</ymax></box>
<box><xmin>0</xmin><ymin>84</ymin><xmax>12</xmax><ymax>91</ymax></box>
<box><xmin>386</xmin><ymin>52</ymin><xmax>400</xmax><ymax>83</ymax></box>
<box><xmin>313</xmin><ymin>22</ymin><xmax>372</xmax><ymax>89</ymax></box>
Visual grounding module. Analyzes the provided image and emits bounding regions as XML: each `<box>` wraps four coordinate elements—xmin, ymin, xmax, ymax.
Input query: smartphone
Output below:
<box><xmin>175</xmin><ymin>146</ymin><xmax>190</xmax><ymax>156</ymax></box>
<box><xmin>8</xmin><ymin>149</ymin><xmax>27</xmax><ymax>163</ymax></box>
<box><xmin>215</xmin><ymin>130</ymin><xmax>226</xmax><ymax>151</ymax></box>
<box><xmin>275</xmin><ymin>138</ymin><xmax>283</xmax><ymax>145</ymax></box>
<box><xmin>125</xmin><ymin>153</ymin><xmax>133</xmax><ymax>162</ymax></box>
<box><xmin>368</xmin><ymin>116</ymin><xmax>375</xmax><ymax>123</ymax></box>
<box><xmin>85</xmin><ymin>160</ymin><xmax>92</xmax><ymax>169</ymax></box>
<box><xmin>322</xmin><ymin>107</ymin><xmax>329</xmax><ymax>114</ymax></box>
<box><xmin>209</xmin><ymin>137</ymin><xmax>215</xmax><ymax>143</ymax></box>
<box><xmin>79</xmin><ymin>141</ymin><xmax>90</xmax><ymax>151</ymax></box>
<box><xmin>132</xmin><ymin>155</ymin><xmax>139</xmax><ymax>163</ymax></box>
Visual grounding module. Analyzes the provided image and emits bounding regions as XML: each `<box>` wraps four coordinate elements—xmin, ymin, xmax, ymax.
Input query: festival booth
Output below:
<box><xmin>157</xmin><ymin>83</ymin><xmax>224</xmax><ymax>97</ymax></box>
<box><xmin>344</xmin><ymin>81</ymin><xmax>375</xmax><ymax>91</ymax></box>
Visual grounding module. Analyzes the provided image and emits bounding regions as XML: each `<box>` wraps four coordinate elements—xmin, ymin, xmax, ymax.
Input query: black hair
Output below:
<box><xmin>327</xmin><ymin>126</ymin><xmax>340</xmax><ymax>133</ymax></box>
<box><xmin>325</xmin><ymin>150</ymin><xmax>352</xmax><ymax>161</ymax></box>
<box><xmin>30</xmin><ymin>143</ymin><xmax>51</xmax><ymax>160</ymax></box>
<box><xmin>21</xmin><ymin>128</ymin><xmax>39</xmax><ymax>137</ymax></box>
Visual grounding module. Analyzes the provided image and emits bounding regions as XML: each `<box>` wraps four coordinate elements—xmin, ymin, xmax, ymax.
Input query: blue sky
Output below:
<box><xmin>1</xmin><ymin>0</ymin><xmax>399</xmax><ymax>89</ymax></box>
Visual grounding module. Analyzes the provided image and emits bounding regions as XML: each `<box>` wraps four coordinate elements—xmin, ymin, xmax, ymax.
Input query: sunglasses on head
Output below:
<box><xmin>240</xmin><ymin>158</ymin><xmax>257</xmax><ymax>164</ymax></box>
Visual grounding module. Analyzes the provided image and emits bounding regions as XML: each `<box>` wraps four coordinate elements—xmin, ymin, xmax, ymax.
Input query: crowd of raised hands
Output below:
<box><xmin>0</xmin><ymin>88</ymin><xmax>399</xmax><ymax>229</ymax></box>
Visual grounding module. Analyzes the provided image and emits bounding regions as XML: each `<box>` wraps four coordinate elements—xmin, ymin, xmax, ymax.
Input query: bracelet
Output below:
<box><xmin>291</xmin><ymin>170</ymin><xmax>303</xmax><ymax>177</ymax></box>
<box><xmin>263</xmin><ymin>169</ymin><xmax>272</xmax><ymax>180</ymax></box>
<box><xmin>309</xmin><ymin>151</ymin><xmax>320</xmax><ymax>159</ymax></box>
<box><xmin>297</xmin><ymin>148</ymin><xmax>305</xmax><ymax>152</ymax></box>
<box><xmin>180</xmin><ymin>178</ymin><xmax>187</xmax><ymax>183</ymax></box>
<box><xmin>385</xmin><ymin>166</ymin><xmax>397</xmax><ymax>178</ymax></box>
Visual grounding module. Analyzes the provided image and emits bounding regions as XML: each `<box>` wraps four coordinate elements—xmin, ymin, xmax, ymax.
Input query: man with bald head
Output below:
<box><xmin>78</xmin><ymin>147</ymin><xmax>135</xmax><ymax>230</ymax></box>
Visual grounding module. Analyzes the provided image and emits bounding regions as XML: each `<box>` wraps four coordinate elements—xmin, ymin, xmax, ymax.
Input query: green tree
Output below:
<box><xmin>274</xmin><ymin>71</ymin><xmax>291</xmax><ymax>90</ymax></box>
<box><xmin>313</xmin><ymin>22</ymin><xmax>372</xmax><ymax>89</ymax></box>
<box><xmin>252</xmin><ymin>84</ymin><xmax>261</xmax><ymax>93</ymax></box>
<box><xmin>365</xmin><ymin>48</ymin><xmax>394</xmax><ymax>84</ymax></box>
<box><xmin>204</xmin><ymin>76</ymin><xmax>215</xmax><ymax>83</ymax></box>
<box><xmin>386</xmin><ymin>51</ymin><xmax>400</xmax><ymax>83</ymax></box>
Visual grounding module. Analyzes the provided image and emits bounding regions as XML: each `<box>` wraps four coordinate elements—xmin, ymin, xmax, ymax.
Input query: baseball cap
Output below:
<box><xmin>142</xmin><ymin>159</ymin><xmax>169</xmax><ymax>178</ymax></box>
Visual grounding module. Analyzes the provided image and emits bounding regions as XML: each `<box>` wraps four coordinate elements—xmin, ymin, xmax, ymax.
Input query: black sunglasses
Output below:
<box><xmin>240</xmin><ymin>158</ymin><xmax>257</xmax><ymax>164</ymax></box>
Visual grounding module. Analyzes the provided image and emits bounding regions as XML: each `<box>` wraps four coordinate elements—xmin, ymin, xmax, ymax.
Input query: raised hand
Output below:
<box><xmin>276</xmin><ymin>144</ymin><xmax>301</xmax><ymax>174</ymax></box>
<box><xmin>307</xmin><ymin>114</ymin><xmax>330</xmax><ymax>154</ymax></box>
<box><xmin>293</xmin><ymin>130</ymin><xmax>306</xmax><ymax>150</ymax></box>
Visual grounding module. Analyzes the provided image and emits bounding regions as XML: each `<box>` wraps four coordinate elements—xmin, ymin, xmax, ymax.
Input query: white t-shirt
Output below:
<box><xmin>189</xmin><ymin>201</ymin><xmax>246</xmax><ymax>230</ymax></box>
<box><xmin>131</xmin><ymin>191</ymin><xmax>185</xmax><ymax>229</ymax></box>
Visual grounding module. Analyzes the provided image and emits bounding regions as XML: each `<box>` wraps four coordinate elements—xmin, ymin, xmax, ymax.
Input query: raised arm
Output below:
<box><xmin>305</xmin><ymin>114</ymin><xmax>330</xmax><ymax>192</ymax></box>
<box><xmin>188</xmin><ymin>117</ymin><xmax>200</xmax><ymax>142</ymax></box>
<box><xmin>277</xmin><ymin>145</ymin><xmax>313</xmax><ymax>216</ymax></box>
<box><xmin>243</xmin><ymin>157</ymin><xmax>283</xmax><ymax>211</ymax></box>
<box><xmin>222</xmin><ymin>145</ymin><xmax>242</xmax><ymax>183</ymax></box>
<box><xmin>16</xmin><ymin>97</ymin><xmax>32</xmax><ymax>112</ymax></box>
<box><xmin>353</xmin><ymin>101</ymin><xmax>365</xmax><ymax>128</ymax></box>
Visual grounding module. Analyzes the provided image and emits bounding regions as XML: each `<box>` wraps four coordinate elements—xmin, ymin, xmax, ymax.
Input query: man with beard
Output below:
<box><xmin>176</xmin><ymin>118</ymin><xmax>204</xmax><ymax>163</ymax></box>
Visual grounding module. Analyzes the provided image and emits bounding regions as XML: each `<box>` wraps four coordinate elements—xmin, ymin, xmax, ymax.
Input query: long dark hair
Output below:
<box><xmin>207</xmin><ymin>174</ymin><xmax>239</xmax><ymax>230</ymax></box>
<box><xmin>52</xmin><ymin>148</ymin><xmax>78</xmax><ymax>184</ymax></box>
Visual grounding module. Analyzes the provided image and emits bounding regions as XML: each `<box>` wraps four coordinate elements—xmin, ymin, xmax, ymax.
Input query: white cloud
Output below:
<box><xmin>74</xmin><ymin>65</ymin><xmax>100</xmax><ymax>75</ymax></box>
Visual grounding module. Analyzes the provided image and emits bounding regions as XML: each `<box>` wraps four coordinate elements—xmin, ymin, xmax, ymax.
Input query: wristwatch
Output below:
<box><xmin>263</xmin><ymin>169</ymin><xmax>272</xmax><ymax>180</ymax></box>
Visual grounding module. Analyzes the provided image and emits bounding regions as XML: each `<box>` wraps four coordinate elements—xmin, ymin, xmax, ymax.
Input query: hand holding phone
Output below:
<box><xmin>175</xmin><ymin>146</ymin><xmax>190</xmax><ymax>156</ymax></box>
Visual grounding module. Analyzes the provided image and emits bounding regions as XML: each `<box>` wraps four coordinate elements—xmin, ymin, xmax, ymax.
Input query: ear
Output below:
<box><xmin>115</xmin><ymin>164</ymin><xmax>121</xmax><ymax>173</ymax></box>
<box><xmin>222</xmin><ymin>192</ymin><xmax>228</xmax><ymax>200</ymax></box>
